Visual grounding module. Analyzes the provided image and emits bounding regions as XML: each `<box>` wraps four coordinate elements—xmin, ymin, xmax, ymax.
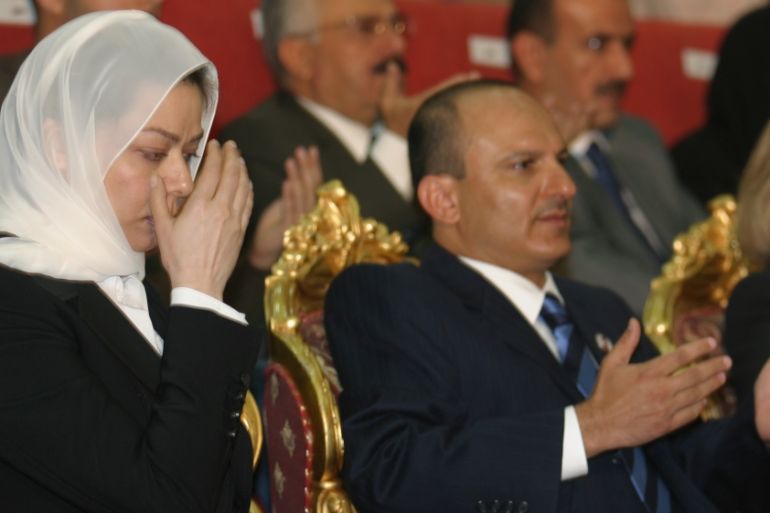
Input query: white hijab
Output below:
<box><xmin>0</xmin><ymin>10</ymin><xmax>218</xmax><ymax>282</ymax></box>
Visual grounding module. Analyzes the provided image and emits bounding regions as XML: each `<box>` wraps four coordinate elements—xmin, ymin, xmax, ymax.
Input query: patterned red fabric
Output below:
<box><xmin>298</xmin><ymin>310</ymin><xmax>341</xmax><ymax>397</ymax></box>
<box><xmin>673</xmin><ymin>306</ymin><xmax>724</xmax><ymax>346</ymax></box>
<box><xmin>673</xmin><ymin>306</ymin><xmax>737</xmax><ymax>417</ymax></box>
<box><xmin>264</xmin><ymin>363</ymin><xmax>313</xmax><ymax>513</ymax></box>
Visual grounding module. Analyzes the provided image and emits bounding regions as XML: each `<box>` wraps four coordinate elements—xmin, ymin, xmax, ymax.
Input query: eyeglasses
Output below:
<box><xmin>292</xmin><ymin>13</ymin><xmax>409</xmax><ymax>39</ymax></box>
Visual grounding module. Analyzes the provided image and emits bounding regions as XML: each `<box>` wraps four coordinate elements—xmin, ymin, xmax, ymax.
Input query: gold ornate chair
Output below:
<box><xmin>643</xmin><ymin>195</ymin><xmax>758</xmax><ymax>420</ymax></box>
<box><xmin>263</xmin><ymin>180</ymin><xmax>411</xmax><ymax>513</ymax></box>
<box><xmin>240</xmin><ymin>391</ymin><xmax>264</xmax><ymax>513</ymax></box>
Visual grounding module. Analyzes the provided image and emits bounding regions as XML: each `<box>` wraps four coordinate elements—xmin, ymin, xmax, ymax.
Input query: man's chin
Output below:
<box><xmin>591</xmin><ymin>104</ymin><xmax>623</xmax><ymax>130</ymax></box>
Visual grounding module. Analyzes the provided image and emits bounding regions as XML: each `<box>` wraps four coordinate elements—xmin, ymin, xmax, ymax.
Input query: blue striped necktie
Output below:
<box><xmin>585</xmin><ymin>142</ymin><xmax>667</xmax><ymax>263</ymax></box>
<box><xmin>539</xmin><ymin>293</ymin><xmax>672</xmax><ymax>513</ymax></box>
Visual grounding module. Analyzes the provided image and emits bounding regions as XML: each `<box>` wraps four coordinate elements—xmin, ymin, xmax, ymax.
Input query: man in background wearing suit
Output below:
<box><xmin>0</xmin><ymin>0</ymin><xmax>163</xmax><ymax>103</ymax></box>
<box><xmin>507</xmin><ymin>0</ymin><xmax>705</xmax><ymax>315</ymax></box>
<box><xmin>220</xmin><ymin>0</ymin><xmax>472</xmax><ymax>325</ymax></box>
<box><xmin>325</xmin><ymin>80</ymin><xmax>770</xmax><ymax>513</ymax></box>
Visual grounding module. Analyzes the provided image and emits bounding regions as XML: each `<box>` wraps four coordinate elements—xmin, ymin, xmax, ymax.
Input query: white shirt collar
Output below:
<box><xmin>297</xmin><ymin>96</ymin><xmax>370</xmax><ymax>163</ymax></box>
<box><xmin>97</xmin><ymin>274</ymin><xmax>163</xmax><ymax>355</ymax></box>
<box><xmin>296</xmin><ymin>96</ymin><xmax>414</xmax><ymax>201</ymax></box>
<box><xmin>568</xmin><ymin>130</ymin><xmax>609</xmax><ymax>159</ymax></box>
<box><xmin>458</xmin><ymin>255</ymin><xmax>564</xmax><ymax>325</ymax></box>
<box><xmin>569</xmin><ymin>130</ymin><xmax>612</xmax><ymax>180</ymax></box>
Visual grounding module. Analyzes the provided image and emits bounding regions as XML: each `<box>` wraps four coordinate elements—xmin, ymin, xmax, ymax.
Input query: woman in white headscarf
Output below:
<box><xmin>0</xmin><ymin>10</ymin><xmax>256</xmax><ymax>512</ymax></box>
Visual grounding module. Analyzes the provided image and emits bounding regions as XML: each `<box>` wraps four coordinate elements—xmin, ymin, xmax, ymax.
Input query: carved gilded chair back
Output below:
<box><xmin>264</xmin><ymin>180</ymin><xmax>411</xmax><ymax>513</ymax></box>
<box><xmin>240</xmin><ymin>391</ymin><xmax>264</xmax><ymax>513</ymax></box>
<box><xmin>643</xmin><ymin>195</ymin><xmax>757</xmax><ymax>420</ymax></box>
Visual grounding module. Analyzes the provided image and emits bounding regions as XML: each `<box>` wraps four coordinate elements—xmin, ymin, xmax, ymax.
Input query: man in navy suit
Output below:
<box><xmin>324</xmin><ymin>80</ymin><xmax>770</xmax><ymax>513</ymax></box>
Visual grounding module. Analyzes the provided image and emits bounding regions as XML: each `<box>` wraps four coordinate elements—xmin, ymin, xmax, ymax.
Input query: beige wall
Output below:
<box><xmin>629</xmin><ymin>0</ymin><xmax>767</xmax><ymax>25</ymax></box>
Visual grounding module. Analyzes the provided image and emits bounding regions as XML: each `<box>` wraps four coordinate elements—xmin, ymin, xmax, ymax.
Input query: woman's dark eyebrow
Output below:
<box><xmin>141</xmin><ymin>127</ymin><xmax>204</xmax><ymax>145</ymax></box>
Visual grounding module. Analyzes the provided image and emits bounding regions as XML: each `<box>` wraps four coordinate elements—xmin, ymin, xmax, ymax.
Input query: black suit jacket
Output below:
<box><xmin>724</xmin><ymin>269</ymin><xmax>770</xmax><ymax>403</ymax></box>
<box><xmin>324</xmin><ymin>244</ymin><xmax>770</xmax><ymax>513</ymax></box>
<box><xmin>219</xmin><ymin>91</ymin><xmax>428</xmax><ymax>327</ymax></box>
<box><xmin>0</xmin><ymin>264</ymin><xmax>258</xmax><ymax>512</ymax></box>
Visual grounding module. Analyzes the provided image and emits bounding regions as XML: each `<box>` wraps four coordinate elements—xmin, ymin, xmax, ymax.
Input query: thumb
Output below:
<box><xmin>380</xmin><ymin>62</ymin><xmax>402</xmax><ymax>105</ymax></box>
<box><xmin>603</xmin><ymin>318</ymin><xmax>641</xmax><ymax>368</ymax></box>
<box><xmin>149</xmin><ymin>174</ymin><xmax>172</xmax><ymax>244</ymax></box>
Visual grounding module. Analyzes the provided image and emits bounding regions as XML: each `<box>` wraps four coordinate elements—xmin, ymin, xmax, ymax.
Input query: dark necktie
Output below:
<box><xmin>585</xmin><ymin>143</ymin><xmax>667</xmax><ymax>263</ymax></box>
<box><xmin>539</xmin><ymin>293</ymin><xmax>672</xmax><ymax>513</ymax></box>
<box><xmin>367</xmin><ymin>120</ymin><xmax>385</xmax><ymax>158</ymax></box>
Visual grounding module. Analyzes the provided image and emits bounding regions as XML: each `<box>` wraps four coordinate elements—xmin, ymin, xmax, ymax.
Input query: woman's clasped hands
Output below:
<box><xmin>151</xmin><ymin>139</ymin><xmax>253</xmax><ymax>300</ymax></box>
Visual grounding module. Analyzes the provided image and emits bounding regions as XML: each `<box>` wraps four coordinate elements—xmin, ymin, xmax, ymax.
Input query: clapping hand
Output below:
<box><xmin>248</xmin><ymin>145</ymin><xmax>323</xmax><ymax>270</ymax></box>
<box><xmin>576</xmin><ymin>319</ymin><xmax>731</xmax><ymax>457</ymax></box>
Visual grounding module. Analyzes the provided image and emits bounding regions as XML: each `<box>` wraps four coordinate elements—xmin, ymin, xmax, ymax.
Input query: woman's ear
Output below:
<box><xmin>42</xmin><ymin>118</ymin><xmax>68</xmax><ymax>178</ymax></box>
<box><xmin>417</xmin><ymin>174</ymin><xmax>461</xmax><ymax>225</ymax></box>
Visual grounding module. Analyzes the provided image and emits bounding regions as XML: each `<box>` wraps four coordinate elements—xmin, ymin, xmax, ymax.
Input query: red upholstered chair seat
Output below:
<box><xmin>265</xmin><ymin>363</ymin><xmax>313</xmax><ymax>513</ymax></box>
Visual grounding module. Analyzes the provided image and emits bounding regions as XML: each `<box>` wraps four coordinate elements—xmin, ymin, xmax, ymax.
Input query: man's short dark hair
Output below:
<box><xmin>506</xmin><ymin>0</ymin><xmax>556</xmax><ymax>78</ymax></box>
<box><xmin>261</xmin><ymin>0</ymin><xmax>316</xmax><ymax>83</ymax></box>
<box><xmin>506</xmin><ymin>0</ymin><xmax>556</xmax><ymax>42</ymax></box>
<box><xmin>408</xmin><ymin>79</ymin><xmax>518</xmax><ymax>191</ymax></box>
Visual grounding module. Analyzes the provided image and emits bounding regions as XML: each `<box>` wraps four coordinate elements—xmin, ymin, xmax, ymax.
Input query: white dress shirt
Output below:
<box><xmin>297</xmin><ymin>97</ymin><xmax>413</xmax><ymax>201</ymax></box>
<box><xmin>98</xmin><ymin>275</ymin><xmax>247</xmax><ymax>355</ymax></box>
<box><xmin>459</xmin><ymin>256</ymin><xmax>589</xmax><ymax>481</ymax></box>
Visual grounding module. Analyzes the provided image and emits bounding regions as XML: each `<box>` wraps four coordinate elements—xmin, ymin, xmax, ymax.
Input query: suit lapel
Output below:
<box><xmin>480</xmin><ymin>283</ymin><xmax>585</xmax><ymax>402</ymax></box>
<box><xmin>559</xmin><ymin>285</ymin><xmax>611</xmax><ymax>365</ymax></box>
<box><xmin>281</xmin><ymin>94</ymin><xmax>425</xmax><ymax>237</ymax></box>
<box><xmin>559</xmin><ymin>278</ymin><xmax>656</xmax><ymax>366</ymax></box>
<box><xmin>144</xmin><ymin>281</ymin><xmax>168</xmax><ymax>334</ymax></box>
<box><xmin>31</xmin><ymin>274</ymin><xmax>162</xmax><ymax>391</ymax></box>
<box><xmin>77</xmin><ymin>283</ymin><xmax>161</xmax><ymax>391</ymax></box>
<box><xmin>421</xmin><ymin>245</ymin><xmax>584</xmax><ymax>402</ymax></box>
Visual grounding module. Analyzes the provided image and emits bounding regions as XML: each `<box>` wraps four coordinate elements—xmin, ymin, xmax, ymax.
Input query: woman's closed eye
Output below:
<box><xmin>139</xmin><ymin>149</ymin><xmax>167</xmax><ymax>162</ymax></box>
<box><xmin>184</xmin><ymin>152</ymin><xmax>200</xmax><ymax>164</ymax></box>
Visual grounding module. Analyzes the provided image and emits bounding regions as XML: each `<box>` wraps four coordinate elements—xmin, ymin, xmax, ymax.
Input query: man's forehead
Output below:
<box><xmin>319</xmin><ymin>0</ymin><xmax>397</xmax><ymax>19</ymax></box>
<box><xmin>458</xmin><ymin>91</ymin><xmax>559</xmax><ymax>150</ymax></box>
<box><xmin>458</xmin><ymin>89</ymin><xmax>544</xmax><ymax>124</ymax></box>
<box><xmin>553</xmin><ymin>0</ymin><xmax>634</xmax><ymax>37</ymax></box>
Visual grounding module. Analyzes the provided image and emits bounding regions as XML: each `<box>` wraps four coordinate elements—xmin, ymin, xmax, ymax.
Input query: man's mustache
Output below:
<box><xmin>373</xmin><ymin>56</ymin><xmax>407</xmax><ymax>75</ymax></box>
<box><xmin>595</xmin><ymin>80</ymin><xmax>627</xmax><ymax>98</ymax></box>
<box><xmin>535</xmin><ymin>198</ymin><xmax>572</xmax><ymax>219</ymax></box>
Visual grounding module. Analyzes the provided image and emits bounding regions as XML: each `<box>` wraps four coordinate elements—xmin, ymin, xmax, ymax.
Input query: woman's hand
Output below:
<box><xmin>151</xmin><ymin>139</ymin><xmax>253</xmax><ymax>300</ymax></box>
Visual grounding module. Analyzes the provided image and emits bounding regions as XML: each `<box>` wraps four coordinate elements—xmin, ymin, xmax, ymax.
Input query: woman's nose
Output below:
<box><xmin>160</xmin><ymin>154</ymin><xmax>193</xmax><ymax>199</ymax></box>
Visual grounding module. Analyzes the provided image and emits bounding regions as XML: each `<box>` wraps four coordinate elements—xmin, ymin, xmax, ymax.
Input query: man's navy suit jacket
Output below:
<box><xmin>325</xmin><ymin>243</ymin><xmax>770</xmax><ymax>513</ymax></box>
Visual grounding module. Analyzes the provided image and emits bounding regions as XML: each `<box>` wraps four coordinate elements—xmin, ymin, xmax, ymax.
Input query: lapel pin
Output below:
<box><xmin>595</xmin><ymin>333</ymin><xmax>614</xmax><ymax>353</ymax></box>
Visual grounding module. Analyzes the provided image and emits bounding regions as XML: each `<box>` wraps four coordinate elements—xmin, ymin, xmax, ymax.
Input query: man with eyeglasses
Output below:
<box><xmin>221</xmin><ymin>0</ymin><xmax>474</xmax><ymax>326</ymax></box>
<box><xmin>507</xmin><ymin>0</ymin><xmax>705</xmax><ymax>316</ymax></box>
